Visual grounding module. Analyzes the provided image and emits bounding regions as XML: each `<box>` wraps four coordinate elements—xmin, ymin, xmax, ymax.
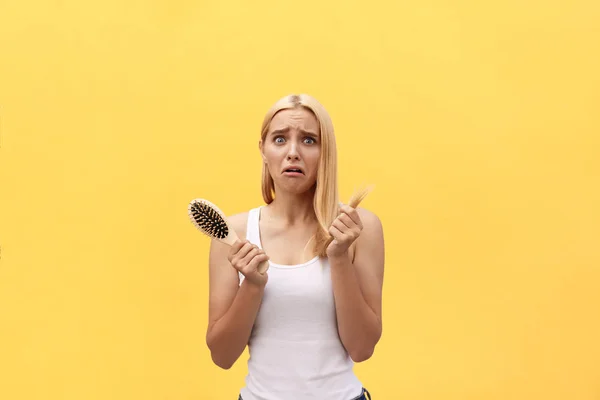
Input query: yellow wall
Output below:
<box><xmin>1</xmin><ymin>1</ymin><xmax>599</xmax><ymax>399</ymax></box>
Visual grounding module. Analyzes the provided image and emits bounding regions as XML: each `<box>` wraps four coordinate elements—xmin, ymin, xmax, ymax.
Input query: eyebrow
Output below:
<box><xmin>270</xmin><ymin>127</ymin><xmax>289</xmax><ymax>135</ymax></box>
<box><xmin>269</xmin><ymin>127</ymin><xmax>319</xmax><ymax>137</ymax></box>
<box><xmin>300</xmin><ymin>129</ymin><xmax>319</xmax><ymax>137</ymax></box>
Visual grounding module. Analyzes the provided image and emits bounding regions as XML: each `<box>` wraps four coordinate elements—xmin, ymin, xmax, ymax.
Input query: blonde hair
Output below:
<box><xmin>260</xmin><ymin>94</ymin><xmax>339</xmax><ymax>257</ymax></box>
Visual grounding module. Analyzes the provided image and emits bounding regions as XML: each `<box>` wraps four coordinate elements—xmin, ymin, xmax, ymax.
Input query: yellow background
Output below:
<box><xmin>1</xmin><ymin>0</ymin><xmax>599</xmax><ymax>399</ymax></box>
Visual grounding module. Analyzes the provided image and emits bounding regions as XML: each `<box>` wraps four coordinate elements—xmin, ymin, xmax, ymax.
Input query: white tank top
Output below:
<box><xmin>238</xmin><ymin>206</ymin><xmax>364</xmax><ymax>400</ymax></box>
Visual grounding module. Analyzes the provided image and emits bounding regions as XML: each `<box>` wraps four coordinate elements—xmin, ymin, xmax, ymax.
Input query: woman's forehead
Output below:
<box><xmin>270</xmin><ymin>108</ymin><xmax>320</xmax><ymax>133</ymax></box>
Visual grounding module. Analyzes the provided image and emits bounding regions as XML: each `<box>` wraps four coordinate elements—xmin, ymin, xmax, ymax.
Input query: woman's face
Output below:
<box><xmin>260</xmin><ymin>107</ymin><xmax>321</xmax><ymax>196</ymax></box>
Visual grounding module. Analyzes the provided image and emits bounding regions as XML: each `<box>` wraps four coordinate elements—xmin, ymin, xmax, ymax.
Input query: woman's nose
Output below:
<box><xmin>286</xmin><ymin>145</ymin><xmax>300</xmax><ymax>160</ymax></box>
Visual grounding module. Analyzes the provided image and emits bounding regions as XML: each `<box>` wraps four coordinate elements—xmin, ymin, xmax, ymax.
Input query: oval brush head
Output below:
<box><xmin>187</xmin><ymin>198</ymin><xmax>269</xmax><ymax>274</ymax></box>
<box><xmin>188</xmin><ymin>199</ymin><xmax>238</xmax><ymax>245</ymax></box>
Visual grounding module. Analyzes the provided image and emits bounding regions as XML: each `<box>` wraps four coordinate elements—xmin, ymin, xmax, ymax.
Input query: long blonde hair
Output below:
<box><xmin>260</xmin><ymin>94</ymin><xmax>339</xmax><ymax>257</ymax></box>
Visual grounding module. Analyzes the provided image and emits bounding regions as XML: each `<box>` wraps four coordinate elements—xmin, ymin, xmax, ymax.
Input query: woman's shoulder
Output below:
<box><xmin>226</xmin><ymin>206</ymin><xmax>262</xmax><ymax>242</ymax></box>
<box><xmin>355</xmin><ymin>207</ymin><xmax>384</xmax><ymax>246</ymax></box>
<box><xmin>346</xmin><ymin>206</ymin><xmax>384</xmax><ymax>261</ymax></box>
<box><xmin>226</xmin><ymin>211</ymin><xmax>250</xmax><ymax>241</ymax></box>
<box><xmin>356</xmin><ymin>207</ymin><xmax>381</xmax><ymax>226</ymax></box>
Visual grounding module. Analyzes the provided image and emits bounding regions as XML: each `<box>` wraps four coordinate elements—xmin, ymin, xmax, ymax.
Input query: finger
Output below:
<box><xmin>336</xmin><ymin>221</ymin><xmax>359</xmax><ymax>241</ymax></box>
<box><xmin>333</xmin><ymin>218</ymin><xmax>352</xmax><ymax>234</ymax></box>
<box><xmin>339</xmin><ymin>215</ymin><xmax>362</xmax><ymax>239</ymax></box>
<box><xmin>248</xmin><ymin>253</ymin><xmax>269</xmax><ymax>270</ymax></box>
<box><xmin>230</xmin><ymin>240</ymin><xmax>249</xmax><ymax>255</ymax></box>
<box><xmin>340</xmin><ymin>205</ymin><xmax>362</xmax><ymax>228</ymax></box>
<box><xmin>339</xmin><ymin>204</ymin><xmax>356</xmax><ymax>216</ymax></box>
<box><xmin>237</xmin><ymin>241</ymin><xmax>255</xmax><ymax>257</ymax></box>
<box><xmin>333</xmin><ymin>219</ymin><xmax>358</xmax><ymax>242</ymax></box>
<box><xmin>230</xmin><ymin>241</ymin><xmax>254</xmax><ymax>265</ymax></box>
<box><xmin>328</xmin><ymin>225</ymin><xmax>347</xmax><ymax>243</ymax></box>
<box><xmin>240</xmin><ymin>246</ymin><xmax>260</xmax><ymax>266</ymax></box>
<box><xmin>229</xmin><ymin>240</ymin><xmax>245</xmax><ymax>259</ymax></box>
<box><xmin>241</xmin><ymin>252</ymin><xmax>267</xmax><ymax>275</ymax></box>
<box><xmin>231</xmin><ymin>240</ymin><xmax>245</xmax><ymax>251</ymax></box>
<box><xmin>337</xmin><ymin>213</ymin><xmax>356</xmax><ymax>230</ymax></box>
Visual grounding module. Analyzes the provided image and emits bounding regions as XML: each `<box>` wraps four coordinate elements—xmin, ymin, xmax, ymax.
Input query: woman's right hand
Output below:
<box><xmin>227</xmin><ymin>240</ymin><xmax>269</xmax><ymax>287</ymax></box>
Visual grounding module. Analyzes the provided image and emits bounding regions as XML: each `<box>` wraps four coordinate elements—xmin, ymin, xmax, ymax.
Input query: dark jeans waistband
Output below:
<box><xmin>238</xmin><ymin>387</ymin><xmax>371</xmax><ymax>400</ymax></box>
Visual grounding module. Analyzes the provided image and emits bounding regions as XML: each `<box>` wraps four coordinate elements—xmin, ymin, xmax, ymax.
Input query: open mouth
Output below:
<box><xmin>283</xmin><ymin>168</ymin><xmax>304</xmax><ymax>175</ymax></box>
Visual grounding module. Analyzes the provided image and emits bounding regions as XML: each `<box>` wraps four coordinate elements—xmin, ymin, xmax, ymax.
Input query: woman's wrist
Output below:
<box><xmin>328</xmin><ymin>250</ymin><xmax>352</xmax><ymax>265</ymax></box>
<box><xmin>241</xmin><ymin>277</ymin><xmax>267</xmax><ymax>292</ymax></box>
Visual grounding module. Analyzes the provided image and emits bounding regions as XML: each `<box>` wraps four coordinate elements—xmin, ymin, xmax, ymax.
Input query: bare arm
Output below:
<box><xmin>328</xmin><ymin>207</ymin><xmax>385</xmax><ymax>362</ymax></box>
<box><xmin>205</xmin><ymin>213</ymin><xmax>269</xmax><ymax>369</ymax></box>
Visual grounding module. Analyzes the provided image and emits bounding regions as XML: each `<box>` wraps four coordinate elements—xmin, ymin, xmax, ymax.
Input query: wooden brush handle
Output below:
<box><xmin>189</xmin><ymin>198</ymin><xmax>269</xmax><ymax>274</ymax></box>
<box><xmin>257</xmin><ymin>259</ymin><xmax>269</xmax><ymax>274</ymax></box>
<box><xmin>223</xmin><ymin>230</ymin><xmax>269</xmax><ymax>274</ymax></box>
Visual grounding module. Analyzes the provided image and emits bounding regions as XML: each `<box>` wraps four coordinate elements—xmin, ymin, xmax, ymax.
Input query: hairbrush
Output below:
<box><xmin>188</xmin><ymin>198</ymin><xmax>269</xmax><ymax>274</ymax></box>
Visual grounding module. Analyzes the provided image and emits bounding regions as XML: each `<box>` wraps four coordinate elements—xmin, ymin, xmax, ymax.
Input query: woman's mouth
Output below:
<box><xmin>283</xmin><ymin>167</ymin><xmax>304</xmax><ymax>176</ymax></box>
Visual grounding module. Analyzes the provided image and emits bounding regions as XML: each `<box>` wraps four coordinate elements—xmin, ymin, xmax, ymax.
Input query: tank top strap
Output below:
<box><xmin>238</xmin><ymin>207</ymin><xmax>262</xmax><ymax>284</ymax></box>
<box><xmin>245</xmin><ymin>207</ymin><xmax>262</xmax><ymax>247</ymax></box>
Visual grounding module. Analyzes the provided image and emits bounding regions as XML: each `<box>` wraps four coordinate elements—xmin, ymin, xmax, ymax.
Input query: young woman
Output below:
<box><xmin>206</xmin><ymin>94</ymin><xmax>385</xmax><ymax>400</ymax></box>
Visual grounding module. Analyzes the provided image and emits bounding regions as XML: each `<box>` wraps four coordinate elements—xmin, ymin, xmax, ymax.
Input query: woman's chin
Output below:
<box><xmin>274</xmin><ymin>181</ymin><xmax>317</xmax><ymax>196</ymax></box>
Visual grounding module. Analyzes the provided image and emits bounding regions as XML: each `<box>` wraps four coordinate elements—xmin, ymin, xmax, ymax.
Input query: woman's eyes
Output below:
<box><xmin>273</xmin><ymin>136</ymin><xmax>317</xmax><ymax>144</ymax></box>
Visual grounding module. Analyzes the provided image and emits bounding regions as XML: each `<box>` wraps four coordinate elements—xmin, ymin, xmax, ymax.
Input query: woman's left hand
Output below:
<box><xmin>327</xmin><ymin>205</ymin><xmax>364</xmax><ymax>258</ymax></box>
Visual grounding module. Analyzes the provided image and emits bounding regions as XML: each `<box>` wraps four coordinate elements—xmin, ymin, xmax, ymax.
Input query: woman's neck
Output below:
<box><xmin>265</xmin><ymin>189</ymin><xmax>316</xmax><ymax>226</ymax></box>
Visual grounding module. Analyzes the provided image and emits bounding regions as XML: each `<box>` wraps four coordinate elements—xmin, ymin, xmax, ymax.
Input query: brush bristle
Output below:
<box><xmin>189</xmin><ymin>200</ymin><xmax>229</xmax><ymax>239</ymax></box>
